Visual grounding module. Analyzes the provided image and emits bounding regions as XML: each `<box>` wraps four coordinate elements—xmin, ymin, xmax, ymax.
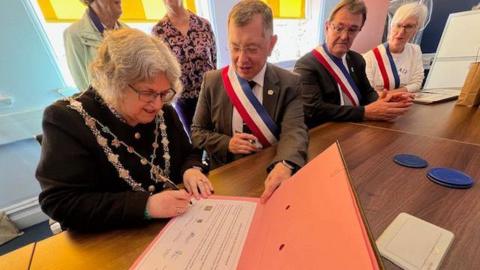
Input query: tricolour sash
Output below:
<box><xmin>312</xmin><ymin>44</ymin><xmax>361</xmax><ymax>106</ymax></box>
<box><xmin>221</xmin><ymin>65</ymin><xmax>279</xmax><ymax>147</ymax></box>
<box><xmin>372</xmin><ymin>43</ymin><xmax>400</xmax><ymax>90</ymax></box>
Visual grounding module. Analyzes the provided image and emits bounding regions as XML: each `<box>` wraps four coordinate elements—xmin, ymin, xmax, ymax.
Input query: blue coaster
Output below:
<box><xmin>427</xmin><ymin>175</ymin><xmax>473</xmax><ymax>189</ymax></box>
<box><xmin>393</xmin><ymin>154</ymin><xmax>428</xmax><ymax>168</ymax></box>
<box><xmin>427</xmin><ymin>168</ymin><xmax>474</xmax><ymax>189</ymax></box>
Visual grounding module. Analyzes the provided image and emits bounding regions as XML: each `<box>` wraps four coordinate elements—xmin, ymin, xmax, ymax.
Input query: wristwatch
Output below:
<box><xmin>267</xmin><ymin>160</ymin><xmax>298</xmax><ymax>173</ymax></box>
<box><xmin>280</xmin><ymin>160</ymin><xmax>295</xmax><ymax>171</ymax></box>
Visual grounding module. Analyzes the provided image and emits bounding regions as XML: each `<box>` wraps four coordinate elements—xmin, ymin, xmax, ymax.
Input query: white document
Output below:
<box><xmin>131</xmin><ymin>198</ymin><xmax>257</xmax><ymax>270</ymax></box>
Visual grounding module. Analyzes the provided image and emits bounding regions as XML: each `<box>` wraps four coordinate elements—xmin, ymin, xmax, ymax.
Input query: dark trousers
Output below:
<box><xmin>174</xmin><ymin>97</ymin><xmax>198</xmax><ymax>137</ymax></box>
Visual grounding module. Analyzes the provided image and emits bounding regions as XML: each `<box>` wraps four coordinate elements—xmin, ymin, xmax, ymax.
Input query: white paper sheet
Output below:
<box><xmin>131</xmin><ymin>198</ymin><xmax>257</xmax><ymax>270</ymax></box>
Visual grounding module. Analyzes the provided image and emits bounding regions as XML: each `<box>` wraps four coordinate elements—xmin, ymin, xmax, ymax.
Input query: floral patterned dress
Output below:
<box><xmin>152</xmin><ymin>12</ymin><xmax>217</xmax><ymax>132</ymax></box>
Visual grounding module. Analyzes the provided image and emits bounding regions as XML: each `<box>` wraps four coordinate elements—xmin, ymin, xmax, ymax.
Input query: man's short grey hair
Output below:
<box><xmin>89</xmin><ymin>28</ymin><xmax>182</xmax><ymax>107</ymax></box>
<box><xmin>328</xmin><ymin>0</ymin><xmax>367</xmax><ymax>27</ymax></box>
<box><xmin>391</xmin><ymin>3</ymin><xmax>428</xmax><ymax>31</ymax></box>
<box><xmin>228</xmin><ymin>0</ymin><xmax>274</xmax><ymax>36</ymax></box>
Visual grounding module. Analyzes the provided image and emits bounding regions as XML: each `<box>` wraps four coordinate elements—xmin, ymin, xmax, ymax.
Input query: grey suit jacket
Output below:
<box><xmin>191</xmin><ymin>63</ymin><xmax>308</xmax><ymax>169</ymax></box>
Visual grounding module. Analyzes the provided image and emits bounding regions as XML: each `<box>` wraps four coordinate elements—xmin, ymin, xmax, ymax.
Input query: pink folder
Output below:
<box><xmin>132</xmin><ymin>142</ymin><xmax>381</xmax><ymax>269</ymax></box>
<box><xmin>237</xmin><ymin>142</ymin><xmax>381</xmax><ymax>269</ymax></box>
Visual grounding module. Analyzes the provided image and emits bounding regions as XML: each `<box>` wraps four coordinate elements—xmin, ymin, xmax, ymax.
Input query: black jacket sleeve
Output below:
<box><xmin>294</xmin><ymin>51</ymin><xmax>378</xmax><ymax>128</ymax></box>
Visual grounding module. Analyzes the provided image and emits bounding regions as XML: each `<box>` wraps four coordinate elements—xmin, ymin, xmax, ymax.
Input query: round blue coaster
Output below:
<box><xmin>427</xmin><ymin>167</ymin><xmax>474</xmax><ymax>188</ymax></box>
<box><xmin>426</xmin><ymin>175</ymin><xmax>473</xmax><ymax>189</ymax></box>
<box><xmin>393</xmin><ymin>154</ymin><xmax>428</xmax><ymax>168</ymax></box>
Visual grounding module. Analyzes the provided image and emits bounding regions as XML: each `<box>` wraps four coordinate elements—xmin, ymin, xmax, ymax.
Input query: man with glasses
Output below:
<box><xmin>294</xmin><ymin>0</ymin><xmax>414</xmax><ymax>128</ymax></box>
<box><xmin>191</xmin><ymin>0</ymin><xmax>308</xmax><ymax>203</ymax></box>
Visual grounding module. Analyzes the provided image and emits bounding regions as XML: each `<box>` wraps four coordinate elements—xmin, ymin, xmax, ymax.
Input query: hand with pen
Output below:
<box><xmin>146</xmin><ymin>190</ymin><xmax>192</xmax><ymax>218</ymax></box>
<box><xmin>228</xmin><ymin>131</ymin><xmax>261</xmax><ymax>155</ymax></box>
<box><xmin>145</xmin><ymin>169</ymin><xmax>213</xmax><ymax>219</ymax></box>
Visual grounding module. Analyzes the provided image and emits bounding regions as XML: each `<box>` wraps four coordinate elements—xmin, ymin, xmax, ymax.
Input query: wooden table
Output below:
<box><xmin>311</xmin><ymin>123</ymin><xmax>480</xmax><ymax>269</ymax></box>
<box><xmin>0</xmin><ymin>243</ymin><xmax>35</xmax><ymax>270</ymax></box>
<box><xmin>356</xmin><ymin>101</ymin><xmax>480</xmax><ymax>145</ymax></box>
<box><xmin>28</xmin><ymin>122</ymin><xmax>480</xmax><ymax>269</ymax></box>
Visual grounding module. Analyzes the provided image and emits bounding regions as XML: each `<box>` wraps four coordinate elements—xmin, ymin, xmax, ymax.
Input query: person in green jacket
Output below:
<box><xmin>64</xmin><ymin>0</ymin><xmax>127</xmax><ymax>91</ymax></box>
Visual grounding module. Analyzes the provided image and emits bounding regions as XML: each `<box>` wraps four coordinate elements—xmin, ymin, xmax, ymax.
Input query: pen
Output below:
<box><xmin>157</xmin><ymin>174</ymin><xmax>193</xmax><ymax>205</ymax></box>
<box><xmin>235</xmin><ymin>130</ymin><xmax>256</xmax><ymax>145</ymax></box>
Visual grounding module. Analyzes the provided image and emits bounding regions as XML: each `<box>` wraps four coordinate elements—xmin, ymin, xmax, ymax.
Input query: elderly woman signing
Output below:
<box><xmin>36</xmin><ymin>28</ymin><xmax>213</xmax><ymax>231</ymax></box>
<box><xmin>363</xmin><ymin>3</ymin><xmax>428</xmax><ymax>93</ymax></box>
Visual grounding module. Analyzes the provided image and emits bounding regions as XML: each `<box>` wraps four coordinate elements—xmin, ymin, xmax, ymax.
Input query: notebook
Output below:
<box><xmin>376</xmin><ymin>213</ymin><xmax>454</xmax><ymax>270</ymax></box>
<box><xmin>413</xmin><ymin>88</ymin><xmax>460</xmax><ymax>104</ymax></box>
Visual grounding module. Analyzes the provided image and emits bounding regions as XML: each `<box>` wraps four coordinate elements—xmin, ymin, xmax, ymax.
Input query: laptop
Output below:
<box><xmin>413</xmin><ymin>88</ymin><xmax>461</xmax><ymax>104</ymax></box>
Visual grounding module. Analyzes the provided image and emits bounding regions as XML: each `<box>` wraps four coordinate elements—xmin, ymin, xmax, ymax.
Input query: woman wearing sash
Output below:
<box><xmin>363</xmin><ymin>3</ymin><xmax>427</xmax><ymax>93</ymax></box>
<box><xmin>37</xmin><ymin>29</ymin><xmax>212</xmax><ymax>231</ymax></box>
<box><xmin>64</xmin><ymin>0</ymin><xmax>128</xmax><ymax>91</ymax></box>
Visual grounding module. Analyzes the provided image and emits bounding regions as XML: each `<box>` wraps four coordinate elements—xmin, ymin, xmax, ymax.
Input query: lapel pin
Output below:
<box><xmin>267</xmin><ymin>89</ymin><xmax>274</xmax><ymax>96</ymax></box>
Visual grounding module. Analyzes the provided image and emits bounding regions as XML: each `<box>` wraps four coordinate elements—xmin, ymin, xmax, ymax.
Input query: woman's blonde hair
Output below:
<box><xmin>391</xmin><ymin>3</ymin><xmax>428</xmax><ymax>31</ymax></box>
<box><xmin>89</xmin><ymin>28</ymin><xmax>182</xmax><ymax>107</ymax></box>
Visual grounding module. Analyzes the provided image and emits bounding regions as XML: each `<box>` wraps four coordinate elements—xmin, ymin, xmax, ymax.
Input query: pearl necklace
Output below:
<box><xmin>68</xmin><ymin>99</ymin><xmax>171</xmax><ymax>192</ymax></box>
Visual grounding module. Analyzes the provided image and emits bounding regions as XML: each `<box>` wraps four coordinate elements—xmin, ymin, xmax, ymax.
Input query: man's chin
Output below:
<box><xmin>236</xmin><ymin>70</ymin><xmax>254</xmax><ymax>80</ymax></box>
<box><xmin>331</xmin><ymin>48</ymin><xmax>348</xmax><ymax>57</ymax></box>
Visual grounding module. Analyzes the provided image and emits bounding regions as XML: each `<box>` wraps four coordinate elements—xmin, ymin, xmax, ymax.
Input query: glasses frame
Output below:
<box><xmin>128</xmin><ymin>84</ymin><xmax>176</xmax><ymax>103</ymax></box>
<box><xmin>329</xmin><ymin>22</ymin><xmax>361</xmax><ymax>36</ymax></box>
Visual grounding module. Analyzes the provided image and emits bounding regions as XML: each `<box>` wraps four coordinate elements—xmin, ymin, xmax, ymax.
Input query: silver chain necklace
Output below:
<box><xmin>68</xmin><ymin>99</ymin><xmax>171</xmax><ymax>192</ymax></box>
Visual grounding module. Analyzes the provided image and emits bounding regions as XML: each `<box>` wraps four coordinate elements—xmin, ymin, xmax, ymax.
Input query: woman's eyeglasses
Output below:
<box><xmin>128</xmin><ymin>84</ymin><xmax>176</xmax><ymax>103</ymax></box>
<box><xmin>392</xmin><ymin>23</ymin><xmax>417</xmax><ymax>33</ymax></box>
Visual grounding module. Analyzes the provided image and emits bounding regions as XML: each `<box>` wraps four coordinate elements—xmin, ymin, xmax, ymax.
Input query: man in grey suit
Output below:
<box><xmin>191</xmin><ymin>0</ymin><xmax>308</xmax><ymax>203</ymax></box>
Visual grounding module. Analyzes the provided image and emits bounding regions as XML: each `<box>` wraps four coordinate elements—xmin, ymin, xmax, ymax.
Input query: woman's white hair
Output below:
<box><xmin>391</xmin><ymin>2</ymin><xmax>428</xmax><ymax>31</ymax></box>
<box><xmin>89</xmin><ymin>28</ymin><xmax>182</xmax><ymax>107</ymax></box>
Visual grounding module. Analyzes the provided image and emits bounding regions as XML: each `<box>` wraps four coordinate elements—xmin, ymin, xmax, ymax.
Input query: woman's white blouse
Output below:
<box><xmin>363</xmin><ymin>43</ymin><xmax>424</xmax><ymax>92</ymax></box>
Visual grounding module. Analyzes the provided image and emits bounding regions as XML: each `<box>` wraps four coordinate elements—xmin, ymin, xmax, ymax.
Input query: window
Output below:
<box><xmin>37</xmin><ymin>0</ymin><xmax>197</xmax><ymax>22</ymax></box>
<box><xmin>270</xmin><ymin>0</ymin><xmax>324</xmax><ymax>65</ymax></box>
<box><xmin>31</xmin><ymin>0</ymin><xmax>203</xmax><ymax>88</ymax></box>
<box><xmin>31</xmin><ymin>0</ymin><xmax>325</xmax><ymax>86</ymax></box>
<box><xmin>264</xmin><ymin>0</ymin><xmax>305</xmax><ymax>19</ymax></box>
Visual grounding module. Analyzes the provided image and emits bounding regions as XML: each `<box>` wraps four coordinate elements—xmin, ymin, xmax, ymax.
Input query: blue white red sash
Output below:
<box><xmin>372</xmin><ymin>43</ymin><xmax>400</xmax><ymax>90</ymax></box>
<box><xmin>312</xmin><ymin>44</ymin><xmax>361</xmax><ymax>106</ymax></box>
<box><xmin>221</xmin><ymin>65</ymin><xmax>279</xmax><ymax>147</ymax></box>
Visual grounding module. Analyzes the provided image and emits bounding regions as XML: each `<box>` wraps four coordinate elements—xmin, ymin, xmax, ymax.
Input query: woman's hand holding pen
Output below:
<box><xmin>183</xmin><ymin>168</ymin><xmax>214</xmax><ymax>200</ymax></box>
<box><xmin>146</xmin><ymin>190</ymin><xmax>191</xmax><ymax>218</ymax></box>
<box><xmin>228</xmin><ymin>132</ymin><xmax>260</xmax><ymax>154</ymax></box>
